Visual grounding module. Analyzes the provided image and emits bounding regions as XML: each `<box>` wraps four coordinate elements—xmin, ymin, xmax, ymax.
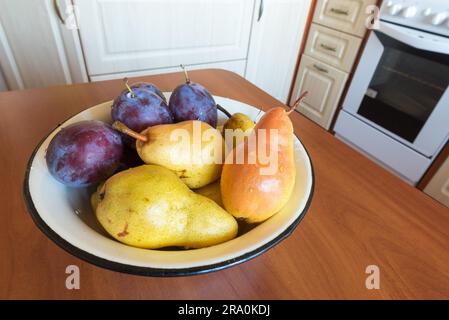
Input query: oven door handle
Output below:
<box><xmin>378</xmin><ymin>21</ymin><xmax>449</xmax><ymax>55</ymax></box>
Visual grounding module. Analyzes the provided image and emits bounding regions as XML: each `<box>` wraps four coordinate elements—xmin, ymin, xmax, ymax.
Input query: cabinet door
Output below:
<box><xmin>313</xmin><ymin>0</ymin><xmax>377</xmax><ymax>37</ymax></box>
<box><xmin>74</xmin><ymin>0</ymin><xmax>254</xmax><ymax>76</ymax></box>
<box><xmin>290</xmin><ymin>54</ymin><xmax>348</xmax><ymax>129</ymax></box>
<box><xmin>0</xmin><ymin>0</ymin><xmax>87</xmax><ymax>89</ymax></box>
<box><xmin>424</xmin><ymin>157</ymin><xmax>449</xmax><ymax>209</ymax></box>
<box><xmin>245</xmin><ymin>0</ymin><xmax>312</xmax><ymax>103</ymax></box>
<box><xmin>304</xmin><ymin>23</ymin><xmax>362</xmax><ymax>72</ymax></box>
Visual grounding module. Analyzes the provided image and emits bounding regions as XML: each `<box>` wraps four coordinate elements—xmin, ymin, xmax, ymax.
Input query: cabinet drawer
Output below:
<box><xmin>313</xmin><ymin>0</ymin><xmax>377</xmax><ymax>37</ymax></box>
<box><xmin>304</xmin><ymin>24</ymin><xmax>362</xmax><ymax>72</ymax></box>
<box><xmin>290</xmin><ymin>55</ymin><xmax>348</xmax><ymax>130</ymax></box>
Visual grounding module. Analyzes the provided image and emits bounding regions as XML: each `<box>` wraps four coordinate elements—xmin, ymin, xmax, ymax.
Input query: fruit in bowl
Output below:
<box><xmin>95</xmin><ymin>165</ymin><xmax>237</xmax><ymax>249</ymax></box>
<box><xmin>113</xmin><ymin>120</ymin><xmax>224</xmax><ymax>189</ymax></box>
<box><xmin>222</xmin><ymin>112</ymin><xmax>255</xmax><ymax>150</ymax></box>
<box><xmin>221</xmin><ymin>105</ymin><xmax>297</xmax><ymax>223</ymax></box>
<box><xmin>111</xmin><ymin>78</ymin><xmax>173</xmax><ymax>146</ymax></box>
<box><xmin>45</xmin><ymin>120</ymin><xmax>123</xmax><ymax>187</ymax></box>
<box><xmin>195</xmin><ymin>180</ymin><xmax>223</xmax><ymax>208</ymax></box>
<box><xmin>129</xmin><ymin>81</ymin><xmax>167</xmax><ymax>103</ymax></box>
<box><xmin>25</xmin><ymin>77</ymin><xmax>313</xmax><ymax>275</ymax></box>
<box><xmin>169</xmin><ymin>65</ymin><xmax>217</xmax><ymax>128</ymax></box>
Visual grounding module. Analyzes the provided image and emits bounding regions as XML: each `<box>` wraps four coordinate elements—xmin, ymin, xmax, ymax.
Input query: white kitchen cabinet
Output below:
<box><xmin>0</xmin><ymin>0</ymin><xmax>312</xmax><ymax>98</ymax></box>
<box><xmin>290</xmin><ymin>0</ymin><xmax>372</xmax><ymax>130</ymax></box>
<box><xmin>246</xmin><ymin>0</ymin><xmax>312</xmax><ymax>103</ymax></box>
<box><xmin>313</xmin><ymin>0</ymin><xmax>378</xmax><ymax>37</ymax></box>
<box><xmin>90</xmin><ymin>60</ymin><xmax>247</xmax><ymax>81</ymax></box>
<box><xmin>74</xmin><ymin>0</ymin><xmax>254</xmax><ymax>77</ymax></box>
<box><xmin>76</xmin><ymin>0</ymin><xmax>312</xmax><ymax>102</ymax></box>
<box><xmin>0</xmin><ymin>0</ymin><xmax>87</xmax><ymax>90</ymax></box>
<box><xmin>304</xmin><ymin>24</ymin><xmax>362</xmax><ymax>73</ymax></box>
<box><xmin>290</xmin><ymin>54</ymin><xmax>348</xmax><ymax>129</ymax></box>
<box><xmin>424</xmin><ymin>158</ymin><xmax>449</xmax><ymax>209</ymax></box>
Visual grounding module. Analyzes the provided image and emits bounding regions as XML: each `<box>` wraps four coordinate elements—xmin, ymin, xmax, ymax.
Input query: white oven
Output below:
<box><xmin>334</xmin><ymin>0</ymin><xmax>449</xmax><ymax>185</ymax></box>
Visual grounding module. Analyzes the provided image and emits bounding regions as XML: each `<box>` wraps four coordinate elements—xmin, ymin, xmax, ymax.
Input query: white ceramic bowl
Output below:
<box><xmin>24</xmin><ymin>94</ymin><xmax>314</xmax><ymax>276</ymax></box>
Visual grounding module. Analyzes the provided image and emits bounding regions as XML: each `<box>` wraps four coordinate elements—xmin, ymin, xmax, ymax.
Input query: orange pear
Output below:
<box><xmin>221</xmin><ymin>93</ymin><xmax>306</xmax><ymax>223</ymax></box>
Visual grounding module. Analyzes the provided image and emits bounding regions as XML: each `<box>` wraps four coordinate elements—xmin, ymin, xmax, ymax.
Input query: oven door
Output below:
<box><xmin>343</xmin><ymin>21</ymin><xmax>449</xmax><ymax>158</ymax></box>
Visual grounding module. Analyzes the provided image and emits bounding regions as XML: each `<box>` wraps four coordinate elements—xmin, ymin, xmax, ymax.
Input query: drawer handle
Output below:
<box><xmin>257</xmin><ymin>0</ymin><xmax>264</xmax><ymax>22</ymax></box>
<box><xmin>313</xmin><ymin>64</ymin><xmax>329</xmax><ymax>73</ymax></box>
<box><xmin>320</xmin><ymin>43</ymin><xmax>337</xmax><ymax>52</ymax></box>
<box><xmin>330</xmin><ymin>8</ymin><xmax>349</xmax><ymax>15</ymax></box>
<box><xmin>53</xmin><ymin>0</ymin><xmax>65</xmax><ymax>24</ymax></box>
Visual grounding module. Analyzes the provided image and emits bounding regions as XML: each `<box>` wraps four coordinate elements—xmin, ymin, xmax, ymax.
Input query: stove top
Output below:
<box><xmin>381</xmin><ymin>0</ymin><xmax>449</xmax><ymax>37</ymax></box>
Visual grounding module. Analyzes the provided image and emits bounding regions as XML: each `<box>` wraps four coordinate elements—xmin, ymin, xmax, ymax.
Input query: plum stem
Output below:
<box><xmin>217</xmin><ymin>104</ymin><xmax>232</xmax><ymax>118</ymax></box>
<box><xmin>180</xmin><ymin>64</ymin><xmax>190</xmax><ymax>84</ymax></box>
<box><xmin>123</xmin><ymin>77</ymin><xmax>136</xmax><ymax>98</ymax></box>
<box><xmin>287</xmin><ymin>91</ymin><xmax>308</xmax><ymax>115</ymax></box>
<box><xmin>112</xmin><ymin>121</ymin><xmax>148</xmax><ymax>142</ymax></box>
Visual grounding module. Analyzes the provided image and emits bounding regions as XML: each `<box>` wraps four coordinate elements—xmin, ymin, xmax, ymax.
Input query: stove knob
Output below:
<box><xmin>388</xmin><ymin>3</ymin><xmax>402</xmax><ymax>16</ymax></box>
<box><xmin>423</xmin><ymin>8</ymin><xmax>432</xmax><ymax>17</ymax></box>
<box><xmin>402</xmin><ymin>6</ymin><xmax>417</xmax><ymax>18</ymax></box>
<box><xmin>389</xmin><ymin>4</ymin><xmax>403</xmax><ymax>15</ymax></box>
<box><xmin>431</xmin><ymin>12</ymin><xmax>448</xmax><ymax>25</ymax></box>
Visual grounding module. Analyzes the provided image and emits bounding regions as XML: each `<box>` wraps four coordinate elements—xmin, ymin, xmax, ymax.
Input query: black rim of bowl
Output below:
<box><xmin>22</xmin><ymin>105</ymin><xmax>315</xmax><ymax>277</ymax></box>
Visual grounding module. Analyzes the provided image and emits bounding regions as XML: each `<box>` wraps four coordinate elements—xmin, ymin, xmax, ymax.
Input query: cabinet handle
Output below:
<box><xmin>313</xmin><ymin>64</ymin><xmax>329</xmax><ymax>73</ymax></box>
<box><xmin>257</xmin><ymin>0</ymin><xmax>264</xmax><ymax>22</ymax></box>
<box><xmin>330</xmin><ymin>8</ymin><xmax>349</xmax><ymax>15</ymax></box>
<box><xmin>53</xmin><ymin>0</ymin><xmax>65</xmax><ymax>24</ymax></box>
<box><xmin>320</xmin><ymin>43</ymin><xmax>337</xmax><ymax>52</ymax></box>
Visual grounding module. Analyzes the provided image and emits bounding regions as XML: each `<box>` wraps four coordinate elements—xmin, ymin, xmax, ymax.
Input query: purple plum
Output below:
<box><xmin>111</xmin><ymin>86</ymin><xmax>173</xmax><ymax>142</ymax></box>
<box><xmin>168</xmin><ymin>66</ymin><xmax>217</xmax><ymax>128</ymax></box>
<box><xmin>46</xmin><ymin>120</ymin><xmax>123</xmax><ymax>187</ymax></box>
<box><xmin>130</xmin><ymin>82</ymin><xmax>166</xmax><ymax>103</ymax></box>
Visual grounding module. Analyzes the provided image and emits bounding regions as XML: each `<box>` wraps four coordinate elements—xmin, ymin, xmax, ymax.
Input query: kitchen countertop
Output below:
<box><xmin>1</xmin><ymin>69</ymin><xmax>448</xmax><ymax>299</ymax></box>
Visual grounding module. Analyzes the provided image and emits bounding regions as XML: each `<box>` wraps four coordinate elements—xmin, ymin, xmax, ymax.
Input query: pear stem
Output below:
<box><xmin>180</xmin><ymin>64</ymin><xmax>190</xmax><ymax>84</ymax></box>
<box><xmin>123</xmin><ymin>77</ymin><xmax>136</xmax><ymax>98</ymax></box>
<box><xmin>112</xmin><ymin>121</ymin><xmax>147</xmax><ymax>142</ymax></box>
<box><xmin>287</xmin><ymin>91</ymin><xmax>308</xmax><ymax>115</ymax></box>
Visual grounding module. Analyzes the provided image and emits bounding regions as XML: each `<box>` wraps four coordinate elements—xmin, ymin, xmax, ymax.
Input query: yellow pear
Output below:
<box><xmin>90</xmin><ymin>190</ymin><xmax>100</xmax><ymax>212</ymax></box>
<box><xmin>90</xmin><ymin>182</ymin><xmax>104</xmax><ymax>212</ymax></box>
<box><xmin>113</xmin><ymin>120</ymin><xmax>224</xmax><ymax>189</ymax></box>
<box><xmin>222</xmin><ymin>113</ymin><xmax>255</xmax><ymax>149</ymax></box>
<box><xmin>195</xmin><ymin>180</ymin><xmax>223</xmax><ymax>208</ymax></box>
<box><xmin>223</xmin><ymin>113</ymin><xmax>255</xmax><ymax>132</ymax></box>
<box><xmin>95</xmin><ymin>165</ymin><xmax>237</xmax><ymax>249</ymax></box>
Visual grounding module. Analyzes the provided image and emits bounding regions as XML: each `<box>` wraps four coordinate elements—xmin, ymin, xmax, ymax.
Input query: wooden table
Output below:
<box><xmin>1</xmin><ymin>69</ymin><xmax>448</xmax><ymax>299</ymax></box>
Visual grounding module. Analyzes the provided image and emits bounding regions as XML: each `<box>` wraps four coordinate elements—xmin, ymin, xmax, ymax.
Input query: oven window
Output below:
<box><xmin>357</xmin><ymin>32</ymin><xmax>449</xmax><ymax>143</ymax></box>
